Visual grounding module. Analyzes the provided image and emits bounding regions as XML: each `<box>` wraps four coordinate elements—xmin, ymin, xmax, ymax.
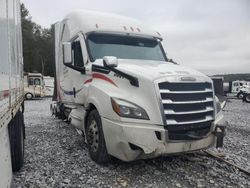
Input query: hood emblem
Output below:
<box><xmin>180</xmin><ymin>76</ymin><xmax>196</xmax><ymax>81</ymax></box>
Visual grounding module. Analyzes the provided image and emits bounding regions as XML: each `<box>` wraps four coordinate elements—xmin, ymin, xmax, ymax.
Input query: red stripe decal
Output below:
<box><xmin>84</xmin><ymin>78</ymin><xmax>93</xmax><ymax>84</ymax></box>
<box><xmin>3</xmin><ymin>91</ymin><xmax>9</xmax><ymax>97</ymax></box>
<box><xmin>93</xmin><ymin>73</ymin><xmax>118</xmax><ymax>87</ymax></box>
<box><xmin>0</xmin><ymin>90</ymin><xmax>10</xmax><ymax>101</ymax></box>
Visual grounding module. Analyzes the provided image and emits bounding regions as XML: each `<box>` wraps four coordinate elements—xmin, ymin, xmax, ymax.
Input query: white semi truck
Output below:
<box><xmin>224</xmin><ymin>80</ymin><xmax>250</xmax><ymax>99</ymax></box>
<box><xmin>24</xmin><ymin>72</ymin><xmax>46</xmax><ymax>99</ymax></box>
<box><xmin>51</xmin><ymin>10</ymin><xmax>226</xmax><ymax>163</ymax></box>
<box><xmin>0</xmin><ymin>0</ymin><xmax>25</xmax><ymax>187</ymax></box>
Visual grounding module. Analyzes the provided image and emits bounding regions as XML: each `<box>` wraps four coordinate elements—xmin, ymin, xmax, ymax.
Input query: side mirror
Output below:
<box><xmin>103</xmin><ymin>56</ymin><xmax>118</xmax><ymax>68</ymax></box>
<box><xmin>62</xmin><ymin>42</ymin><xmax>86</xmax><ymax>74</ymax></box>
<box><xmin>62</xmin><ymin>42</ymin><xmax>72</xmax><ymax>65</ymax></box>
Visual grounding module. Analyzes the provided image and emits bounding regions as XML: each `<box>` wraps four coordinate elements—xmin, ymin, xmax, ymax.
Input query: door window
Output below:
<box><xmin>29</xmin><ymin>78</ymin><xmax>34</xmax><ymax>85</ymax></box>
<box><xmin>233</xmin><ymin>82</ymin><xmax>239</xmax><ymax>87</ymax></box>
<box><xmin>34</xmin><ymin>78</ymin><xmax>41</xmax><ymax>85</ymax></box>
<box><xmin>72</xmin><ymin>38</ymin><xmax>84</xmax><ymax>67</ymax></box>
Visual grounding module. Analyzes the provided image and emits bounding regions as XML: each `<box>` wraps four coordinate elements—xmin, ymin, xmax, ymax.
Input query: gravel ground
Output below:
<box><xmin>13</xmin><ymin>98</ymin><xmax>250</xmax><ymax>188</ymax></box>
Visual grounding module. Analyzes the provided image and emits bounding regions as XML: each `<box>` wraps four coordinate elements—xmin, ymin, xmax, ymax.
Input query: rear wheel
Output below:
<box><xmin>86</xmin><ymin>110</ymin><xmax>111</xmax><ymax>163</ymax></box>
<box><xmin>243</xmin><ymin>94</ymin><xmax>250</xmax><ymax>103</ymax></box>
<box><xmin>8</xmin><ymin>111</ymin><xmax>25</xmax><ymax>172</ymax></box>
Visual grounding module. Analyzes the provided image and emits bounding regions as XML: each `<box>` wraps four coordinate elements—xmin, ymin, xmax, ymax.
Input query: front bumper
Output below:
<box><xmin>102</xmin><ymin>114</ymin><xmax>226</xmax><ymax>161</ymax></box>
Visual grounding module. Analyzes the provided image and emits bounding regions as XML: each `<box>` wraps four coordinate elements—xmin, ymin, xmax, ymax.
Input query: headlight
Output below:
<box><xmin>111</xmin><ymin>98</ymin><xmax>149</xmax><ymax>120</ymax></box>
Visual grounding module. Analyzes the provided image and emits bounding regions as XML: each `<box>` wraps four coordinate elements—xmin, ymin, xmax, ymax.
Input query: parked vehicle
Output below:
<box><xmin>237</xmin><ymin>85</ymin><xmax>250</xmax><ymax>99</ymax></box>
<box><xmin>0</xmin><ymin>0</ymin><xmax>25</xmax><ymax>187</ymax></box>
<box><xmin>242</xmin><ymin>92</ymin><xmax>250</xmax><ymax>103</ymax></box>
<box><xmin>224</xmin><ymin>80</ymin><xmax>250</xmax><ymax>99</ymax></box>
<box><xmin>51</xmin><ymin>10</ymin><xmax>226</xmax><ymax>163</ymax></box>
<box><xmin>24</xmin><ymin>73</ymin><xmax>45</xmax><ymax>99</ymax></box>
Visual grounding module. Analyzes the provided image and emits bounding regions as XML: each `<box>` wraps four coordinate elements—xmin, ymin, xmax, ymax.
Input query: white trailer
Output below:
<box><xmin>0</xmin><ymin>0</ymin><xmax>25</xmax><ymax>187</ymax></box>
<box><xmin>51</xmin><ymin>10</ymin><xmax>226</xmax><ymax>163</ymax></box>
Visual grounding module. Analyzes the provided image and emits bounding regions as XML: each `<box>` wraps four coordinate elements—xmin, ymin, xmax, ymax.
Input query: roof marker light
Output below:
<box><xmin>123</xmin><ymin>26</ymin><xmax>127</xmax><ymax>31</ymax></box>
<box><xmin>130</xmin><ymin>27</ymin><xmax>134</xmax><ymax>31</ymax></box>
<box><xmin>137</xmin><ymin>28</ymin><xmax>141</xmax><ymax>32</ymax></box>
<box><xmin>95</xmin><ymin>24</ymin><xmax>99</xmax><ymax>29</ymax></box>
<box><xmin>156</xmin><ymin>31</ymin><xmax>161</xmax><ymax>36</ymax></box>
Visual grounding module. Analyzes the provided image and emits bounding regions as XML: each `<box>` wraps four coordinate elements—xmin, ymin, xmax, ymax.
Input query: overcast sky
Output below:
<box><xmin>21</xmin><ymin>0</ymin><xmax>250</xmax><ymax>75</ymax></box>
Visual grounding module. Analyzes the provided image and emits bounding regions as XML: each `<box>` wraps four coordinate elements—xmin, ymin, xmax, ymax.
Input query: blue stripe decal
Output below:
<box><xmin>60</xmin><ymin>87</ymin><xmax>82</xmax><ymax>96</ymax></box>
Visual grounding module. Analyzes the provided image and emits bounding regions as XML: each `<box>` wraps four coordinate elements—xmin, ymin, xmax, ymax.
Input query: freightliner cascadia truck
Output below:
<box><xmin>0</xmin><ymin>0</ymin><xmax>25</xmax><ymax>187</ymax></box>
<box><xmin>51</xmin><ymin>10</ymin><xmax>226</xmax><ymax>163</ymax></box>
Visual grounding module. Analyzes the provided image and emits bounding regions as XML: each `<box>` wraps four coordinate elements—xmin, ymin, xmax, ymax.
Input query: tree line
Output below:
<box><xmin>21</xmin><ymin>3</ymin><xmax>53</xmax><ymax>76</ymax></box>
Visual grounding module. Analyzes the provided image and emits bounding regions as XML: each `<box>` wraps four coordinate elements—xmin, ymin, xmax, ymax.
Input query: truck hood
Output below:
<box><xmin>114</xmin><ymin>59</ymin><xmax>208</xmax><ymax>81</ymax></box>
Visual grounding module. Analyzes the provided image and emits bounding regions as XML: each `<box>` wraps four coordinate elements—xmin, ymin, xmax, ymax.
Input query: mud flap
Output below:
<box><xmin>213</xmin><ymin>125</ymin><xmax>226</xmax><ymax>148</ymax></box>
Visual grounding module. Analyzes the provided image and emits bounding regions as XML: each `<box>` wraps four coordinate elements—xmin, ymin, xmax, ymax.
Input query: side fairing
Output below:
<box><xmin>54</xmin><ymin>22</ymin><xmax>74</xmax><ymax>103</ymax></box>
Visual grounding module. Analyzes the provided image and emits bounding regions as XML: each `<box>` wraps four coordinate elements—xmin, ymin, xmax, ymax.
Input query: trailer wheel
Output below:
<box><xmin>25</xmin><ymin>93</ymin><xmax>33</xmax><ymax>100</ymax></box>
<box><xmin>8</xmin><ymin>111</ymin><xmax>25</xmax><ymax>172</ymax></box>
<box><xmin>86</xmin><ymin>110</ymin><xmax>111</xmax><ymax>163</ymax></box>
<box><xmin>243</xmin><ymin>94</ymin><xmax>250</xmax><ymax>103</ymax></box>
<box><xmin>237</xmin><ymin>91</ymin><xmax>244</xmax><ymax>99</ymax></box>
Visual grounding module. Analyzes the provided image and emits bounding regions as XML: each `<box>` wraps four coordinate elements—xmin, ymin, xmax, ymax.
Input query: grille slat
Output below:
<box><xmin>166</xmin><ymin>115</ymin><xmax>214</xmax><ymax>125</ymax></box>
<box><xmin>158</xmin><ymin>81</ymin><xmax>215</xmax><ymax>140</ymax></box>
<box><xmin>162</xmin><ymin>98</ymin><xmax>213</xmax><ymax>104</ymax></box>
<box><xmin>159</xmin><ymin>82</ymin><xmax>212</xmax><ymax>92</ymax></box>
<box><xmin>161</xmin><ymin>92</ymin><xmax>213</xmax><ymax>102</ymax></box>
<box><xmin>163</xmin><ymin>102</ymin><xmax>214</xmax><ymax>112</ymax></box>
<box><xmin>164</xmin><ymin>107</ymin><xmax>214</xmax><ymax>115</ymax></box>
<box><xmin>159</xmin><ymin>89</ymin><xmax>213</xmax><ymax>94</ymax></box>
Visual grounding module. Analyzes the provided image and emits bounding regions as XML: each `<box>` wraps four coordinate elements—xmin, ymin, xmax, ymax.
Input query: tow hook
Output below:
<box><xmin>212</xmin><ymin>125</ymin><xmax>226</xmax><ymax>148</ymax></box>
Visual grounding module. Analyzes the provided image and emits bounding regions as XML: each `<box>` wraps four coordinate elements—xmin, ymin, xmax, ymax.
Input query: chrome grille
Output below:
<box><xmin>158</xmin><ymin>81</ymin><xmax>215</xmax><ymax>140</ymax></box>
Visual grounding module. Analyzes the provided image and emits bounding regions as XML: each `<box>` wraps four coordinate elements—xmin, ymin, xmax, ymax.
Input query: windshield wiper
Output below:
<box><xmin>167</xmin><ymin>58</ymin><xmax>178</xmax><ymax>65</ymax></box>
<box><xmin>103</xmin><ymin>61</ymin><xmax>139</xmax><ymax>87</ymax></box>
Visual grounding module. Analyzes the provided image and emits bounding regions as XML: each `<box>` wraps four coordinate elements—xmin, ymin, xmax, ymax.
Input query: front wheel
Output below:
<box><xmin>237</xmin><ymin>91</ymin><xmax>244</xmax><ymax>99</ymax></box>
<box><xmin>86</xmin><ymin>110</ymin><xmax>111</xmax><ymax>163</ymax></box>
<box><xmin>25</xmin><ymin>93</ymin><xmax>33</xmax><ymax>100</ymax></box>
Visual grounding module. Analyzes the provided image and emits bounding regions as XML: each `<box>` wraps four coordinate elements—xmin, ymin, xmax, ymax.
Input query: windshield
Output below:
<box><xmin>87</xmin><ymin>33</ymin><xmax>166</xmax><ymax>62</ymax></box>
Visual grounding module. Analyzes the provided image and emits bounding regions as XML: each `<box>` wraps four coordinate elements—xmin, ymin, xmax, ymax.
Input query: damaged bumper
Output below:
<box><xmin>102</xmin><ymin>115</ymin><xmax>226</xmax><ymax>162</ymax></box>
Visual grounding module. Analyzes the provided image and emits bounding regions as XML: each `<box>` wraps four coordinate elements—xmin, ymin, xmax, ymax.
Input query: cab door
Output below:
<box><xmin>33</xmin><ymin>78</ymin><xmax>41</xmax><ymax>96</ymax></box>
<box><xmin>232</xmin><ymin>81</ymin><xmax>239</xmax><ymax>93</ymax></box>
<box><xmin>70</xmin><ymin>34</ymin><xmax>90</xmax><ymax>104</ymax></box>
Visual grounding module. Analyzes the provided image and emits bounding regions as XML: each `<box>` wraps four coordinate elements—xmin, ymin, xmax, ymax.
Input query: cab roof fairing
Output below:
<box><xmin>62</xmin><ymin>10</ymin><xmax>163</xmax><ymax>41</ymax></box>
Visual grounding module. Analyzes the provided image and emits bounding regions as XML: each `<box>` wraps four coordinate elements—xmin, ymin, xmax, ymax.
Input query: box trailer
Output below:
<box><xmin>0</xmin><ymin>0</ymin><xmax>25</xmax><ymax>187</ymax></box>
<box><xmin>51</xmin><ymin>10</ymin><xmax>226</xmax><ymax>163</ymax></box>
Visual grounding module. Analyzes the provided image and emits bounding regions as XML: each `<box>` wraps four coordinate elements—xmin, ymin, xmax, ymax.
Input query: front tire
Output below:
<box><xmin>86</xmin><ymin>110</ymin><xmax>111</xmax><ymax>163</ymax></box>
<box><xmin>8</xmin><ymin>111</ymin><xmax>25</xmax><ymax>172</ymax></box>
<box><xmin>25</xmin><ymin>93</ymin><xmax>33</xmax><ymax>100</ymax></box>
<box><xmin>237</xmin><ymin>91</ymin><xmax>244</xmax><ymax>99</ymax></box>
